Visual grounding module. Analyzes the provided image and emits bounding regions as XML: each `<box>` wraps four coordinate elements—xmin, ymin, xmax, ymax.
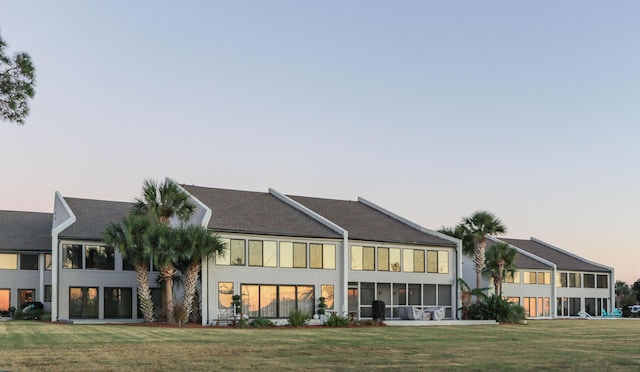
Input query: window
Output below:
<box><xmin>293</xmin><ymin>243</ymin><xmax>306</xmax><ymax>268</ymax></box>
<box><xmin>583</xmin><ymin>274</ymin><xmax>595</xmax><ymax>288</ymax></box>
<box><xmin>569</xmin><ymin>297</ymin><xmax>580</xmax><ymax>316</ymax></box>
<box><xmin>86</xmin><ymin>245</ymin><xmax>114</xmax><ymax>270</ymax></box>
<box><xmin>584</xmin><ymin>297</ymin><xmax>596</xmax><ymax>316</ymax></box>
<box><xmin>0</xmin><ymin>253</ymin><xmax>17</xmax><ymax>270</ymax></box>
<box><xmin>507</xmin><ymin>297</ymin><xmax>520</xmax><ymax>305</ymax></box>
<box><xmin>377</xmin><ymin>248</ymin><xmax>389</xmax><ymax>271</ymax></box>
<box><xmin>350</xmin><ymin>246</ymin><xmax>374</xmax><ymax>271</ymax></box>
<box><xmin>523</xmin><ymin>297</ymin><xmax>537</xmax><ymax>317</ymax></box>
<box><xmin>321</xmin><ymin>285</ymin><xmax>334</xmax><ymax>310</ymax></box>
<box><xmin>248</xmin><ymin>240</ymin><xmax>277</xmax><ymax>267</ymax></box>
<box><xmin>402</xmin><ymin>249</ymin><xmax>425</xmax><ymax>273</ymax></box>
<box><xmin>62</xmin><ymin>244</ymin><xmax>82</xmax><ymax>269</ymax></box>
<box><xmin>69</xmin><ymin>287</ymin><xmax>98</xmax><ymax>319</ymax></box>
<box><xmin>45</xmin><ymin>285</ymin><xmax>52</xmax><ymax>302</ymax></box>
<box><xmin>104</xmin><ymin>287</ymin><xmax>132</xmax><ymax>319</ymax></box>
<box><xmin>20</xmin><ymin>254</ymin><xmax>38</xmax><ymax>270</ymax></box>
<box><xmin>123</xmin><ymin>257</ymin><xmax>135</xmax><ymax>271</ymax></box>
<box><xmin>557</xmin><ymin>272</ymin><xmax>568</xmax><ymax>287</ymax></box>
<box><xmin>537</xmin><ymin>272</ymin><xmax>551</xmax><ymax>285</ymax></box>
<box><xmin>45</xmin><ymin>254</ymin><xmax>52</xmax><ymax>270</ymax></box>
<box><xmin>438</xmin><ymin>285</ymin><xmax>452</xmax><ymax>307</ymax></box>
<box><xmin>408</xmin><ymin>284</ymin><xmax>421</xmax><ymax>305</ymax></box>
<box><xmin>218</xmin><ymin>282</ymin><xmax>234</xmax><ymax>309</ymax></box>
<box><xmin>242</xmin><ymin>284</ymin><xmax>314</xmax><ymax>318</ymax></box>
<box><xmin>523</xmin><ymin>272</ymin><xmax>537</xmax><ymax>284</ymax></box>
<box><xmin>427</xmin><ymin>250</ymin><xmax>449</xmax><ymax>274</ymax></box>
<box><xmin>217</xmin><ymin>239</ymin><xmax>245</xmax><ymax>266</ymax></box>
<box><xmin>280</xmin><ymin>242</ymin><xmax>293</xmax><ymax>268</ymax></box>
<box><xmin>538</xmin><ymin>297</ymin><xmax>550</xmax><ymax>317</ymax></box>
<box><xmin>569</xmin><ymin>273</ymin><xmax>581</xmax><ymax>288</ymax></box>
<box><xmin>377</xmin><ymin>247</ymin><xmax>401</xmax><ymax>272</ymax></box>
<box><xmin>0</xmin><ymin>289</ymin><xmax>9</xmax><ymax>316</ymax></box>
<box><xmin>311</xmin><ymin>244</ymin><xmax>336</xmax><ymax>269</ymax></box>
<box><xmin>597</xmin><ymin>274</ymin><xmax>608</xmax><ymax>288</ymax></box>
<box><xmin>506</xmin><ymin>271</ymin><xmax>520</xmax><ymax>283</ymax></box>
<box><xmin>18</xmin><ymin>289</ymin><xmax>34</xmax><ymax>309</ymax></box>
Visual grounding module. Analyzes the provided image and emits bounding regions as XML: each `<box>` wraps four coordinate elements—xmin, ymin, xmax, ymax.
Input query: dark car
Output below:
<box><xmin>21</xmin><ymin>301</ymin><xmax>44</xmax><ymax>319</ymax></box>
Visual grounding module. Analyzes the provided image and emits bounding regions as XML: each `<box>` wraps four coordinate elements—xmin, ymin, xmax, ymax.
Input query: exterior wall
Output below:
<box><xmin>347</xmin><ymin>241</ymin><xmax>458</xmax><ymax>319</ymax></box>
<box><xmin>204</xmin><ymin>233</ymin><xmax>343</xmax><ymax>324</ymax></box>
<box><xmin>501</xmin><ymin>270</ymin><xmax>555</xmax><ymax>318</ymax></box>
<box><xmin>56</xmin><ymin>239</ymin><xmax>158</xmax><ymax>320</ymax></box>
<box><xmin>555</xmin><ymin>271</ymin><xmax>613</xmax><ymax>317</ymax></box>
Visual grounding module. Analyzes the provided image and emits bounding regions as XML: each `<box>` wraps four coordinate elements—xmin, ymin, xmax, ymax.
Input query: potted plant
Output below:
<box><xmin>318</xmin><ymin>297</ymin><xmax>327</xmax><ymax>315</ymax></box>
<box><xmin>231</xmin><ymin>295</ymin><xmax>243</xmax><ymax>326</ymax></box>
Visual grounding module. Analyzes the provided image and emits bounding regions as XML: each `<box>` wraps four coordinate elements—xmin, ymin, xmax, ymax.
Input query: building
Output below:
<box><xmin>463</xmin><ymin>236</ymin><xmax>614</xmax><ymax>318</ymax></box>
<box><xmin>0</xmin><ymin>210</ymin><xmax>52</xmax><ymax>315</ymax></box>
<box><xmin>181</xmin><ymin>184</ymin><xmax>461</xmax><ymax>325</ymax></box>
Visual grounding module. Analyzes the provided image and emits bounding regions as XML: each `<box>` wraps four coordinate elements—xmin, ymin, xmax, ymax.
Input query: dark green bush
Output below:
<box><xmin>12</xmin><ymin>309</ymin><xmax>24</xmax><ymax>320</ymax></box>
<box><xmin>466</xmin><ymin>295</ymin><xmax>526</xmax><ymax>323</ymax></box>
<box><xmin>326</xmin><ymin>313</ymin><xmax>350</xmax><ymax>327</ymax></box>
<box><xmin>250</xmin><ymin>317</ymin><xmax>273</xmax><ymax>328</ymax></box>
<box><xmin>288</xmin><ymin>309</ymin><xmax>310</xmax><ymax>327</ymax></box>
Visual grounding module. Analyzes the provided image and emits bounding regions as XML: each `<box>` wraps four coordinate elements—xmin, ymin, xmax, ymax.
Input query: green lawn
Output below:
<box><xmin>1</xmin><ymin>320</ymin><xmax>639</xmax><ymax>371</ymax></box>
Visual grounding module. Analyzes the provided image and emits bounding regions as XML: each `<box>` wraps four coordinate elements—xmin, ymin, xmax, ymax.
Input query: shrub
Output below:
<box><xmin>250</xmin><ymin>317</ymin><xmax>273</xmax><ymax>328</ymax></box>
<box><xmin>288</xmin><ymin>309</ymin><xmax>310</xmax><ymax>327</ymax></box>
<box><xmin>466</xmin><ymin>294</ymin><xmax>526</xmax><ymax>323</ymax></box>
<box><xmin>236</xmin><ymin>318</ymin><xmax>249</xmax><ymax>328</ymax></box>
<box><xmin>326</xmin><ymin>313</ymin><xmax>350</xmax><ymax>327</ymax></box>
<box><xmin>12</xmin><ymin>309</ymin><xmax>24</xmax><ymax>320</ymax></box>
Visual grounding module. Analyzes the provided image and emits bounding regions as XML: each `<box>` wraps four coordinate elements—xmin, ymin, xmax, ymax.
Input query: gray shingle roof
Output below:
<box><xmin>290</xmin><ymin>196</ymin><xmax>455</xmax><ymax>247</ymax></box>
<box><xmin>500</xmin><ymin>238</ymin><xmax>610</xmax><ymax>273</ymax></box>
<box><xmin>0</xmin><ymin>210</ymin><xmax>52</xmax><ymax>252</ymax></box>
<box><xmin>182</xmin><ymin>185</ymin><xmax>342</xmax><ymax>239</ymax></box>
<box><xmin>486</xmin><ymin>240</ymin><xmax>552</xmax><ymax>270</ymax></box>
<box><xmin>60</xmin><ymin>198</ymin><xmax>134</xmax><ymax>241</ymax></box>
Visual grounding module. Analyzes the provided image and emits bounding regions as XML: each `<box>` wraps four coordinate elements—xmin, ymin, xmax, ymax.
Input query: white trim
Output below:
<box><xmin>489</xmin><ymin>236</ymin><xmax>556</xmax><ymax>268</ymax></box>
<box><xmin>269</xmin><ymin>189</ymin><xmax>346</xmax><ymax>235</ymax></box>
<box><xmin>51</xmin><ymin>192</ymin><xmax>77</xmax><ymax>321</ymax></box>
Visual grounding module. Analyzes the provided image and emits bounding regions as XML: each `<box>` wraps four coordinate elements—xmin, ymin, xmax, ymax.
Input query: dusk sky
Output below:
<box><xmin>1</xmin><ymin>2</ymin><xmax>638</xmax><ymax>284</ymax></box>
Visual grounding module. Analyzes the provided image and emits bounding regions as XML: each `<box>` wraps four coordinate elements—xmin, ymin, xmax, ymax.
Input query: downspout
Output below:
<box><xmin>456</xmin><ymin>238</ymin><xmax>462</xmax><ymax>320</ymax></box>
<box><xmin>342</xmin><ymin>231</ymin><xmax>349</xmax><ymax>316</ymax></box>
<box><xmin>38</xmin><ymin>253</ymin><xmax>45</xmax><ymax>303</ymax></box>
<box><xmin>551</xmin><ymin>264</ymin><xmax>557</xmax><ymax>318</ymax></box>
<box><xmin>610</xmin><ymin>268</ymin><xmax>615</xmax><ymax>312</ymax></box>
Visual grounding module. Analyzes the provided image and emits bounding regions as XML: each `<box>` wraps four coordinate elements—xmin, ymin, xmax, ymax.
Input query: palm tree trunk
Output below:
<box><xmin>474</xmin><ymin>239</ymin><xmax>487</xmax><ymax>289</ymax></box>
<box><xmin>181</xmin><ymin>262</ymin><xmax>200</xmax><ymax>319</ymax></box>
<box><xmin>159</xmin><ymin>264</ymin><xmax>176</xmax><ymax>324</ymax></box>
<box><xmin>135</xmin><ymin>263</ymin><xmax>155</xmax><ymax>323</ymax></box>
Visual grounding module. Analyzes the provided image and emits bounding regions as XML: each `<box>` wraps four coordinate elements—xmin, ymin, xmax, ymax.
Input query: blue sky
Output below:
<box><xmin>1</xmin><ymin>1</ymin><xmax>638</xmax><ymax>283</ymax></box>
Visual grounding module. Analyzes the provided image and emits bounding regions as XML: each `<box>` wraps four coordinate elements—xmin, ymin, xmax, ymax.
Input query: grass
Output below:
<box><xmin>1</xmin><ymin>320</ymin><xmax>639</xmax><ymax>370</ymax></box>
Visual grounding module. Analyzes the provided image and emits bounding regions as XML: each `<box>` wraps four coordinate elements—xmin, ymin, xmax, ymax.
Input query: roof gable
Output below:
<box><xmin>182</xmin><ymin>185</ymin><xmax>342</xmax><ymax>239</ymax></box>
<box><xmin>290</xmin><ymin>195</ymin><xmax>455</xmax><ymax>247</ymax></box>
<box><xmin>486</xmin><ymin>240</ymin><xmax>553</xmax><ymax>270</ymax></box>
<box><xmin>59</xmin><ymin>198</ymin><xmax>133</xmax><ymax>241</ymax></box>
<box><xmin>500</xmin><ymin>238</ymin><xmax>610</xmax><ymax>273</ymax></box>
<box><xmin>0</xmin><ymin>210</ymin><xmax>52</xmax><ymax>252</ymax></box>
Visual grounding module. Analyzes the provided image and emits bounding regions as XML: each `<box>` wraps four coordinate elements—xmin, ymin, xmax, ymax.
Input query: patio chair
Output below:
<box><xmin>577</xmin><ymin>310</ymin><xmax>591</xmax><ymax>318</ymax></box>
<box><xmin>601</xmin><ymin>308</ymin><xmax>613</xmax><ymax>318</ymax></box>
<box><xmin>613</xmin><ymin>308</ymin><xmax>623</xmax><ymax>318</ymax></box>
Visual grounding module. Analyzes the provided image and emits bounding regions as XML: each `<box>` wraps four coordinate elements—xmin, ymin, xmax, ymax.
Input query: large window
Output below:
<box><xmin>62</xmin><ymin>244</ymin><xmax>83</xmax><ymax>269</ymax></box>
<box><xmin>104</xmin><ymin>287</ymin><xmax>132</xmax><ymax>319</ymax></box>
<box><xmin>242</xmin><ymin>284</ymin><xmax>314</xmax><ymax>318</ymax></box>
<box><xmin>557</xmin><ymin>272</ymin><xmax>568</xmax><ymax>287</ymax></box>
<box><xmin>86</xmin><ymin>245</ymin><xmax>114</xmax><ymax>270</ymax></box>
<box><xmin>0</xmin><ymin>254</ymin><xmax>17</xmax><ymax>270</ymax></box>
<box><xmin>45</xmin><ymin>254</ymin><xmax>52</xmax><ymax>270</ymax></box>
<box><xmin>20</xmin><ymin>254</ymin><xmax>38</xmax><ymax>270</ymax></box>
<box><xmin>248</xmin><ymin>240</ymin><xmax>277</xmax><ymax>267</ymax></box>
<box><xmin>523</xmin><ymin>297</ymin><xmax>537</xmax><ymax>317</ymax></box>
<box><xmin>0</xmin><ymin>289</ymin><xmax>9</xmax><ymax>316</ymax></box>
<box><xmin>310</xmin><ymin>244</ymin><xmax>336</xmax><ymax>269</ymax></box>
<box><xmin>523</xmin><ymin>272</ymin><xmax>537</xmax><ymax>284</ymax></box>
<box><xmin>69</xmin><ymin>287</ymin><xmax>98</xmax><ymax>319</ymax></box>
<box><xmin>537</xmin><ymin>272</ymin><xmax>551</xmax><ymax>285</ymax></box>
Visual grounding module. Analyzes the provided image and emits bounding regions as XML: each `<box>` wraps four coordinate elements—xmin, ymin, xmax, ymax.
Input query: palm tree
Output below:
<box><xmin>460</xmin><ymin>211</ymin><xmax>507</xmax><ymax>289</ymax></box>
<box><xmin>484</xmin><ymin>242</ymin><xmax>517</xmax><ymax>296</ymax></box>
<box><xmin>176</xmin><ymin>225</ymin><xmax>225</xmax><ymax>321</ymax></box>
<box><xmin>438</xmin><ymin>224</ymin><xmax>475</xmax><ymax>257</ymax></box>
<box><xmin>104</xmin><ymin>213</ymin><xmax>155</xmax><ymax>323</ymax></box>
<box><xmin>133</xmin><ymin>179</ymin><xmax>196</xmax><ymax>324</ymax></box>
